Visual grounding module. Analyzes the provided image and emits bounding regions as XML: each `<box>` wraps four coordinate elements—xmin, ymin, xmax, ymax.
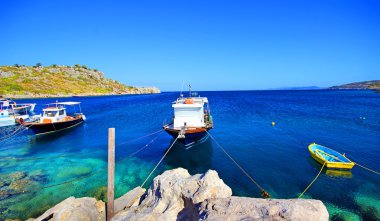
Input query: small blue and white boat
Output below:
<box><xmin>0</xmin><ymin>98</ymin><xmax>37</xmax><ymax>127</ymax></box>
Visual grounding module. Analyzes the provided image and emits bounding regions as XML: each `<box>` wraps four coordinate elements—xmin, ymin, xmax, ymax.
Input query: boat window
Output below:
<box><xmin>59</xmin><ymin>110</ymin><xmax>65</xmax><ymax>115</ymax></box>
<box><xmin>44</xmin><ymin>111</ymin><xmax>57</xmax><ymax>117</ymax></box>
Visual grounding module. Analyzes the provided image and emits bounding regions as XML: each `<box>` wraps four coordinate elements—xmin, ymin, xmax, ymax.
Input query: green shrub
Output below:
<box><xmin>23</xmin><ymin>79</ymin><xmax>32</xmax><ymax>83</ymax></box>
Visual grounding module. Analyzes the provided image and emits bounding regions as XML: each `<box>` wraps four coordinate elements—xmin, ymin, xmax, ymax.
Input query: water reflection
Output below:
<box><xmin>325</xmin><ymin>169</ymin><xmax>353</xmax><ymax>178</ymax></box>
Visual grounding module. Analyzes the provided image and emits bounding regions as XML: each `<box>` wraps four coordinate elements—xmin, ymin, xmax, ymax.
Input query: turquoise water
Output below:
<box><xmin>0</xmin><ymin>90</ymin><xmax>379</xmax><ymax>220</ymax></box>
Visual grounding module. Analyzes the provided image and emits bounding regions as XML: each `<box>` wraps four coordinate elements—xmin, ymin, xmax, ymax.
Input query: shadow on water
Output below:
<box><xmin>29</xmin><ymin>124</ymin><xmax>84</xmax><ymax>143</ymax></box>
<box><xmin>25</xmin><ymin>124</ymin><xmax>85</xmax><ymax>154</ymax></box>
<box><xmin>165</xmin><ymin>138</ymin><xmax>213</xmax><ymax>174</ymax></box>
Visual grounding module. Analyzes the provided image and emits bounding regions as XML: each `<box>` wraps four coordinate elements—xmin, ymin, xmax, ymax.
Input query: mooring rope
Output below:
<box><xmin>117</xmin><ymin>131</ymin><xmax>163</xmax><ymax>163</ymax></box>
<box><xmin>140</xmin><ymin>136</ymin><xmax>178</xmax><ymax>188</ymax></box>
<box><xmin>0</xmin><ymin>121</ymin><xmax>40</xmax><ymax>144</ymax></box>
<box><xmin>117</xmin><ymin>129</ymin><xmax>164</xmax><ymax>147</ymax></box>
<box><xmin>0</xmin><ymin>126</ymin><xmax>27</xmax><ymax>143</ymax></box>
<box><xmin>298</xmin><ymin>161</ymin><xmax>326</xmax><ymax>198</ymax></box>
<box><xmin>206</xmin><ymin>131</ymin><xmax>271</xmax><ymax>198</ymax></box>
<box><xmin>355</xmin><ymin>162</ymin><xmax>380</xmax><ymax>176</ymax></box>
<box><xmin>0</xmin><ymin>129</ymin><xmax>164</xmax><ymax>162</ymax></box>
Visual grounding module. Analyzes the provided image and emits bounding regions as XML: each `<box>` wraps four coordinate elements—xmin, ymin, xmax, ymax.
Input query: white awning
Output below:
<box><xmin>47</xmin><ymin>102</ymin><xmax>81</xmax><ymax>105</ymax></box>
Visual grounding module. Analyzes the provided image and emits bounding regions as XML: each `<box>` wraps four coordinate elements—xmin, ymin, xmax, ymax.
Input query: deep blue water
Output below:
<box><xmin>0</xmin><ymin>90</ymin><xmax>379</xmax><ymax>220</ymax></box>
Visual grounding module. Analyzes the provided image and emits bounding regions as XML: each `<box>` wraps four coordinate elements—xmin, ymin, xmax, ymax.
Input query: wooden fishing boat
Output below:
<box><xmin>163</xmin><ymin>85</ymin><xmax>213</xmax><ymax>146</ymax></box>
<box><xmin>22</xmin><ymin>102</ymin><xmax>86</xmax><ymax>135</ymax></box>
<box><xmin>308</xmin><ymin>143</ymin><xmax>355</xmax><ymax>169</ymax></box>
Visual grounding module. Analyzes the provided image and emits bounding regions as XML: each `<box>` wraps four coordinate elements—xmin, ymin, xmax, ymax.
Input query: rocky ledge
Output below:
<box><xmin>28</xmin><ymin>168</ymin><xmax>329</xmax><ymax>221</ymax></box>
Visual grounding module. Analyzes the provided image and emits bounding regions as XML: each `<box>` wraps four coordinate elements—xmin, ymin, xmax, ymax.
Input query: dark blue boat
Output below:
<box><xmin>22</xmin><ymin>102</ymin><xmax>86</xmax><ymax>135</ymax></box>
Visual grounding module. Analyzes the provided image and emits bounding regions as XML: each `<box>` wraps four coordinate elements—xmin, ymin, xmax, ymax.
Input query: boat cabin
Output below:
<box><xmin>40</xmin><ymin>102</ymin><xmax>84</xmax><ymax>124</ymax></box>
<box><xmin>172</xmin><ymin>96</ymin><xmax>211</xmax><ymax>129</ymax></box>
<box><xmin>41</xmin><ymin>106</ymin><xmax>67</xmax><ymax>123</ymax></box>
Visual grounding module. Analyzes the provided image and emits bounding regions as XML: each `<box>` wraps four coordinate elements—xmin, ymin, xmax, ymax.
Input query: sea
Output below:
<box><xmin>0</xmin><ymin>90</ymin><xmax>379</xmax><ymax>220</ymax></box>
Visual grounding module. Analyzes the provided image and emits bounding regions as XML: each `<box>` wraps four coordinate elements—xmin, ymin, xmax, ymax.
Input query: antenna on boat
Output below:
<box><xmin>179</xmin><ymin>80</ymin><xmax>185</xmax><ymax>98</ymax></box>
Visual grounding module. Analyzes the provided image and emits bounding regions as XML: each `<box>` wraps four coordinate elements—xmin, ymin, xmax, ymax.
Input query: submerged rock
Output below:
<box><xmin>28</xmin><ymin>170</ymin><xmax>47</xmax><ymax>183</ymax></box>
<box><xmin>31</xmin><ymin>197</ymin><xmax>105</xmax><ymax>221</ymax></box>
<box><xmin>8</xmin><ymin>171</ymin><xmax>27</xmax><ymax>182</ymax></box>
<box><xmin>56</xmin><ymin>166</ymin><xmax>92</xmax><ymax>179</ymax></box>
<box><xmin>88</xmin><ymin>186</ymin><xmax>108</xmax><ymax>202</ymax></box>
<box><xmin>354</xmin><ymin>195</ymin><xmax>380</xmax><ymax>220</ymax></box>
<box><xmin>325</xmin><ymin>203</ymin><xmax>361</xmax><ymax>221</ymax></box>
<box><xmin>8</xmin><ymin>179</ymin><xmax>33</xmax><ymax>191</ymax></box>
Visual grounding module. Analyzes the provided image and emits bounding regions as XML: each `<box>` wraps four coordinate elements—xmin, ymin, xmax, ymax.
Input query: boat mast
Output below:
<box><xmin>189</xmin><ymin>84</ymin><xmax>192</xmax><ymax>97</ymax></box>
<box><xmin>79</xmin><ymin>103</ymin><xmax>82</xmax><ymax>114</ymax></box>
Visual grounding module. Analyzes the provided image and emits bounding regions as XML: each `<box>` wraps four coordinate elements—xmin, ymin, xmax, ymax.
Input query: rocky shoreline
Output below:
<box><xmin>0</xmin><ymin>65</ymin><xmax>161</xmax><ymax>98</ymax></box>
<box><xmin>25</xmin><ymin>168</ymin><xmax>329</xmax><ymax>221</ymax></box>
<box><xmin>4</xmin><ymin>87</ymin><xmax>161</xmax><ymax>99</ymax></box>
<box><xmin>329</xmin><ymin>80</ymin><xmax>380</xmax><ymax>91</ymax></box>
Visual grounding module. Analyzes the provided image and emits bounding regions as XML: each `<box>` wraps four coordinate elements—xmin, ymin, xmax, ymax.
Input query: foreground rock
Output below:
<box><xmin>112</xmin><ymin>168</ymin><xmax>328</xmax><ymax>221</ymax></box>
<box><xmin>199</xmin><ymin>197</ymin><xmax>328</xmax><ymax>221</ymax></box>
<box><xmin>29</xmin><ymin>197</ymin><xmax>105</xmax><ymax>221</ymax></box>
<box><xmin>30</xmin><ymin>168</ymin><xmax>329</xmax><ymax>221</ymax></box>
<box><xmin>112</xmin><ymin>168</ymin><xmax>232</xmax><ymax>221</ymax></box>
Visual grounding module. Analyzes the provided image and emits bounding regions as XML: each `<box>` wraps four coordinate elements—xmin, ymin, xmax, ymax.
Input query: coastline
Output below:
<box><xmin>2</xmin><ymin>88</ymin><xmax>161</xmax><ymax>99</ymax></box>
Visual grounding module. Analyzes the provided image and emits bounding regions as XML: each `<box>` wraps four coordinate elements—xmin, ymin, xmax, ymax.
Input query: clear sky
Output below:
<box><xmin>1</xmin><ymin>0</ymin><xmax>379</xmax><ymax>91</ymax></box>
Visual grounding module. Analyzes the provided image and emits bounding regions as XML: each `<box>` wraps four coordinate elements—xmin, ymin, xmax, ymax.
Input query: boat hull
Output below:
<box><xmin>164</xmin><ymin>126</ymin><xmax>210</xmax><ymax>146</ymax></box>
<box><xmin>24</xmin><ymin>117</ymin><xmax>84</xmax><ymax>135</ymax></box>
<box><xmin>308</xmin><ymin>143</ymin><xmax>355</xmax><ymax>170</ymax></box>
<box><xmin>0</xmin><ymin>117</ymin><xmax>16</xmax><ymax>127</ymax></box>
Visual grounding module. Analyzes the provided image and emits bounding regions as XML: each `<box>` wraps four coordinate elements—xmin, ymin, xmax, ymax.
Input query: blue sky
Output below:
<box><xmin>1</xmin><ymin>0</ymin><xmax>379</xmax><ymax>91</ymax></box>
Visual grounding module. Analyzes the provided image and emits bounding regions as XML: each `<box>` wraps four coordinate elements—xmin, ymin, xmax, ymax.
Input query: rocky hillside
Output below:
<box><xmin>0</xmin><ymin>64</ymin><xmax>160</xmax><ymax>98</ymax></box>
<box><xmin>329</xmin><ymin>80</ymin><xmax>380</xmax><ymax>91</ymax></box>
<box><xmin>29</xmin><ymin>168</ymin><xmax>329</xmax><ymax>221</ymax></box>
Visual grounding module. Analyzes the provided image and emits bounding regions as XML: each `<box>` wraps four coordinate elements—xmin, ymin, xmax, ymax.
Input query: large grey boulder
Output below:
<box><xmin>27</xmin><ymin>168</ymin><xmax>329</xmax><ymax>221</ymax></box>
<box><xmin>199</xmin><ymin>197</ymin><xmax>329</xmax><ymax>221</ymax></box>
<box><xmin>112</xmin><ymin>168</ymin><xmax>232</xmax><ymax>221</ymax></box>
<box><xmin>112</xmin><ymin>168</ymin><xmax>328</xmax><ymax>221</ymax></box>
<box><xmin>32</xmin><ymin>197</ymin><xmax>105</xmax><ymax>221</ymax></box>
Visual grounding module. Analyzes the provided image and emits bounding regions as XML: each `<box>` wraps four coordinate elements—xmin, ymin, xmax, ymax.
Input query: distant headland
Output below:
<box><xmin>329</xmin><ymin>80</ymin><xmax>380</xmax><ymax>92</ymax></box>
<box><xmin>0</xmin><ymin>64</ymin><xmax>160</xmax><ymax>98</ymax></box>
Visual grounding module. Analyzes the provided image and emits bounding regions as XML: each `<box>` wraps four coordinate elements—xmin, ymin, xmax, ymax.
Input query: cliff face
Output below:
<box><xmin>29</xmin><ymin>168</ymin><xmax>329</xmax><ymax>221</ymax></box>
<box><xmin>329</xmin><ymin>80</ymin><xmax>380</xmax><ymax>91</ymax></box>
<box><xmin>0</xmin><ymin>65</ymin><xmax>160</xmax><ymax>98</ymax></box>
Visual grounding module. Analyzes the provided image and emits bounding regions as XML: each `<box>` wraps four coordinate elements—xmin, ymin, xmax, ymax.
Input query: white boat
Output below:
<box><xmin>163</xmin><ymin>85</ymin><xmax>213</xmax><ymax>146</ymax></box>
<box><xmin>0</xmin><ymin>99</ymin><xmax>37</xmax><ymax>127</ymax></box>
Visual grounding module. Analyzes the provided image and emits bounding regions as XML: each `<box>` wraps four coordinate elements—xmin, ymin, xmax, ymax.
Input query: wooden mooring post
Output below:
<box><xmin>107</xmin><ymin>128</ymin><xmax>115</xmax><ymax>221</ymax></box>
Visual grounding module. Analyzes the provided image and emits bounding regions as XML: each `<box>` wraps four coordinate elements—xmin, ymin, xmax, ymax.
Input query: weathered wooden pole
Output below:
<box><xmin>107</xmin><ymin>128</ymin><xmax>115</xmax><ymax>221</ymax></box>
